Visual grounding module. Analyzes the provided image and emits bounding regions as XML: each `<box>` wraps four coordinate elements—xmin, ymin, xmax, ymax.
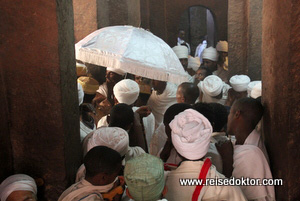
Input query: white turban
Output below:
<box><xmin>188</xmin><ymin>56</ymin><xmax>201</xmax><ymax>72</ymax></box>
<box><xmin>202</xmin><ymin>47</ymin><xmax>219</xmax><ymax>61</ymax></box>
<box><xmin>251</xmin><ymin>82</ymin><xmax>262</xmax><ymax>99</ymax></box>
<box><xmin>87</xmin><ymin>127</ymin><xmax>129</xmax><ymax>157</ymax></box>
<box><xmin>107</xmin><ymin>67</ymin><xmax>126</xmax><ymax>76</ymax></box>
<box><xmin>77</xmin><ymin>82</ymin><xmax>84</xmax><ymax>106</ymax></box>
<box><xmin>170</xmin><ymin>109</ymin><xmax>213</xmax><ymax>160</ymax></box>
<box><xmin>201</xmin><ymin>75</ymin><xmax>223</xmax><ymax>97</ymax></box>
<box><xmin>172</xmin><ymin>45</ymin><xmax>188</xmax><ymax>59</ymax></box>
<box><xmin>216</xmin><ymin>41</ymin><xmax>228</xmax><ymax>52</ymax></box>
<box><xmin>125</xmin><ymin>154</ymin><xmax>165</xmax><ymax>201</ymax></box>
<box><xmin>0</xmin><ymin>174</ymin><xmax>37</xmax><ymax>201</ymax></box>
<box><xmin>113</xmin><ymin>79</ymin><xmax>140</xmax><ymax>105</ymax></box>
<box><xmin>247</xmin><ymin>81</ymin><xmax>261</xmax><ymax>97</ymax></box>
<box><xmin>229</xmin><ymin>75</ymin><xmax>251</xmax><ymax>92</ymax></box>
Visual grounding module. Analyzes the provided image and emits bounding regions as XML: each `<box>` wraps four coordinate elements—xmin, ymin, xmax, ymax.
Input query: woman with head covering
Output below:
<box><xmin>0</xmin><ymin>174</ymin><xmax>37</xmax><ymax>201</ymax></box>
<box><xmin>165</xmin><ymin>109</ymin><xmax>247</xmax><ymax>201</ymax></box>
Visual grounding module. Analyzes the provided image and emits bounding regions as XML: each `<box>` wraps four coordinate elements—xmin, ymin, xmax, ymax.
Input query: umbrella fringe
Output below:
<box><xmin>78</xmin><ymin>49</ymin><xmax>189</xmax><ymax>85</ymax></box>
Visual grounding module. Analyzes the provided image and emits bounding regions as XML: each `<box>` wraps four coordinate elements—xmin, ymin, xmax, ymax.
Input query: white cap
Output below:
<box><xmin>113</xmin><ymin>79</ymin><xmax>140</xmax><ymax>105</ymax></box>
<box><xmin>202</xmin><ymin>47</ymin><xmax>219</xmax><ymax>62</ymax></box>
<box><xmin>201</xmin><ymin>75</ymin><xmax>223</xmax><ymax>97</ymax></box>
<box><xmin>247</xmin><ymin>81</ymin><xmax>261</xmax><ymax>97</ymax></box>
<box><xmin>188</xmin><ymin>56</ymin><xmax>201</xmax><ymax>72</ymax></box>
<box><xmin>172</xmin><ymin>45</ymin><xmax>189</xmax><ymax>59</ymax></box>
<box><xmin>229</xmin><ymin>75</ymin><xmax>251</xmax><ymax>92</ymax></box>
<box><xmin>250</xmin><ymin>82</ymin><xmax>262</xmax><ymax>98</ymax></box>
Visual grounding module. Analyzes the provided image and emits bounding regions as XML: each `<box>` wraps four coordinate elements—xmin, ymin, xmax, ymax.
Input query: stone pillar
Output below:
<box><xmin>228</xmin><ymin>0</ymin><xmax>249</xmax><ymax>77</ymax></box>
<box><xmin>73</xmin><ymin>0</ymin><xmax>98</xmax><ymax>43</ymax></box>
<box><xmin>0</xmin><ymin>1</ymin><xmax>82</xmax><ymax>200</ymax></box>
<box><xmin>97</xmin><ymin>0</ymin><xmax>141</xmax><ymax>28</ymax></box>
<box><xmin>228</xmin><ymin>0</ymin><xmax>262</xmax><ymax>80</ymax></box>
<box><xmin>262</xmin><ymin>0</ymin><xmax>300</xmax><ymax>200</ymax></box>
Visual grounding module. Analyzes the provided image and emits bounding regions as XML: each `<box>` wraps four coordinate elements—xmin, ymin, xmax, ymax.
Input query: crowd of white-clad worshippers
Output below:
<box><xmin>0</xmin><ymin>34</ymin><xmax>276</xmax><ymax>201</ymax></box>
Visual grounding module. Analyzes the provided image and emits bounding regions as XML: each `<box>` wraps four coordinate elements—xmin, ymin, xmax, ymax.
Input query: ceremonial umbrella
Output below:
<box><xmin>75</xmin><ymin>26</ymin><xmax>189</xmax><ymax>84</ymax></box>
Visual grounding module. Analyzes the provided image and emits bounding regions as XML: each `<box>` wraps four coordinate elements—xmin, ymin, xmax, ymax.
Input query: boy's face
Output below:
<box><xmin>195</xmin><ymin>69</ymin><xmax>207</xmax><ymax>81</ymax></box>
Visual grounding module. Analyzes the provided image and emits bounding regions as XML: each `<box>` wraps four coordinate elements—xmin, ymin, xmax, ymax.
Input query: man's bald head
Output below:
<box><xmin>176</xmin><ymin>82</ymin><xmax>199</xmax><ymax>104</ymax></box>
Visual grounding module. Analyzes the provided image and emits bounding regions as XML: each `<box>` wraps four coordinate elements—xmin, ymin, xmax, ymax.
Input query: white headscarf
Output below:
<box><xmin>107</xmin><ymin>67</ymin><xmax>126</xmax><ymax>76</ymax></box>
<box><xmin>188</xmin><ymin>56</ymin><xmax>201</xmax><ymax>72</ymax></box>
<box><xmin>172</xmin><ymin>46</ymin><xmax>189</xmax><ymax>59</ymax></box>
<box><xmin>0</xmin><ymin>174</ymin><xmax>37</xmax><ymax>201</ymax></box>
<box><xmin>113</xmin><ymin>79</ymin><xmax>140</xmax><ymax>105</ymax></box>
<box><xmin>229</xmin><ymin>75</ymin><xmax>251</xmax><ymax>92</ymax></box>
<box><xmin>86</xmin><ymin>127</ymin><xmax>129</xmax><ymax>157</ymax></box>
<box><xmin>251</xmin><ymin>82</ymin><xmax>262</xmax><ymax>98</ymax></box>
<box><xmin>201</xmin><ymin>75</ymin><xmax>223</xmax><ymax>97</ymax></box>
<box><xmin>170</xmin><ymin>109</ymin><xmax>213</xmax><ymax>160</ymax></box>
<box><xmin>202</xmin><ymin>47</ymin><xmax>219</xmax><ymax>61</ymax></box>
<box><xmin>77</xmin><ymin>82</ymin><xmax>84</xmax><ymax>106</ymax></box>
<box><xmin>216</xmin><ymin>41</ymin><xmax>228</xmax><ymax>52</ymax></box>
<box><xmin>247</xmin><ymin>81</ymin><xmax>261</xmax><ymax>97</ymax></box>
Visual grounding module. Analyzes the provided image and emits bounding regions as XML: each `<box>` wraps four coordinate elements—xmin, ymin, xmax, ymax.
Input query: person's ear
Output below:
<box><xmin>126</xmin><ymin>188</ymin><xmax>133</xmax><ymax>199</ymax></box>
<box><xmin>181</xmin><ymin>96</ymin><xmax>185</xmax><ymax>103</ymax></box>
<box><xmin>162</xmin><ymin>185</ymin><xmax>168</xmax><ymax>196</ymax></box>
<box><xmin>234</xmin><ymin>110</ymin><xmax>241</xmax><ymax>118</ymax></box>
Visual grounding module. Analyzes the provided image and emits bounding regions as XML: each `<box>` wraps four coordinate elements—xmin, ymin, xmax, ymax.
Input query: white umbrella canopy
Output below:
<box><xmin>75</xmin><ymin>25</ymin><xmax>189</xmax><ymax>84</ymax></box>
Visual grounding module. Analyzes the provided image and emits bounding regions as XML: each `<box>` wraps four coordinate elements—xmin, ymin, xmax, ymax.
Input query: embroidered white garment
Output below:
<box><xmin>147</xmin><ymin>82</ymin><xmax>177</xmax><ymax>128</ymax></box>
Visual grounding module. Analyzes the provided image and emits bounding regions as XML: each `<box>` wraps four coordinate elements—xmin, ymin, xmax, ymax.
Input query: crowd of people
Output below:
<box><xmin>0</xmin><ymin>30</ymin><xmax>274</xmax><ymax>201</ymax></box>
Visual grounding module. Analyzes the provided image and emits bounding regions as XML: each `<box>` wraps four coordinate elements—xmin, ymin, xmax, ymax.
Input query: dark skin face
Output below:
<box><xmin>202</xmin><ymin>59</ymin><xmax>217</xmax><ymax>72</ymax></box>
<box><xmin>7</xmin><ymin>191</ymin><xmax>37</xmax><ymax>201</ymax></box>
<box><xmin>178</xmin><ymin>30</ymin><xmax>185</xmax><ymax>40</ymax></box>
<box><xmin>152</xmin><ymin>80</ymin><xmax>167</xmax><ymax>95</ymax></box>
<box><xmin>106</xmin><ymin>71</ymin><xmax>123</xmax><ymax>84</ymax></box>
<box><xmin>195</xmin><ymin>69</ymin><xmax>207</xmax><ymax>82</ymax></box>
<box><xmin>218</xmin><ymin>51</ymin><xmax>228</xmax><ymax>63</ymax></box>
<box><xmin>179</xmin><ymin>58</ymin><xmax>188</xmax><ymax>71</ymax></box>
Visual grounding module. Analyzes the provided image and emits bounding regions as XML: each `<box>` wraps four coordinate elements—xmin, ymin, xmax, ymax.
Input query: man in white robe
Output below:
<box><xmin>217</xmin><ymin>98</ymin><xmax>275</xmax><ymax>201</ymax></box>
<box><xmin>59</xmin><ymin>146</ymin><xmax>123</xmax><ymax>201</ymax></box>
<box><xmin>147</xmin><ymin>80</ymin><xmax>177</xmax><ymax>129</ymax></box>
<box><xmin>177</xmin><ymin>29</ymin><xmax>191</xmax><ymax>54</ymax></box>
<box><xmin>165</xmin><ymin>109</ymin><xmax>246</xmax><ymax>201</ymax></box>
<box><xmin>195</xmin><ymin>38</ymin><xmax>207</xmax><ymax>63</ymax></box>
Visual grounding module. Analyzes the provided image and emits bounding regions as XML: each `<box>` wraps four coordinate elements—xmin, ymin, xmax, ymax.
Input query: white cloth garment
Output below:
<box><xmin>177</xmin><ymin>38</ymin><xmax>191</xmax><ymax>54</ymax></box>
<box><xmin>188</xmin><ymin>56</ymin><xmax>201</xmax><ymax>72</ymax></box>
<box><xmin>194</xmin><ymin>40</ymin><xmax>207</xmax><ymax>63</ymax></box>
<box><xmin>170</xmin><ymin>109</ymin><xmax>213</xmax><ymax>160</ymax></box>
<box><xmin>0</xmin><ymin>174</ymin><xmax>37</xmax><ymax>201</ymax></box>
<box><xmin>251</xmin><ymin>82</ymin><xmax>262</xmax><ymax>98</ymax></box>
<box><xmin>107</xmin><ymin>67</ymin><xmax>126</xmax><ymax>76</ymax></box>
<box><xmin>113</xmin><ymin>79</ymin><xmax>140</xmax><ymax>105</ymax></box>
<box><xmin>216</xmin><ymin>41</ymin><xmax>228</xmax><ymax>52</ymax></box>
<box><xmin>229</xmin><ymin>75</ymin><xmax>251</xmax><ymax>92</ymax></box>
<box><xmin>165</xmin><ymin>160</ymin><xmax>247</xmax><ymax>201</ymax></box>
<box><xmin>78</xmin><ymin>82</ymin><xmax>84</xmax><ymax>106</ymax></box>
<box><xmin>147</xmin><ymin>82</ymin><xmax>177</xmax><ymax>128</ymax></box>
<box><xmin>247</xmin><ymin>81</ymin><xmax>261</xmax><ymax>97</ymax></box>
<box><xmin>244</xmin><ymin>129</ymin><xmax>270</xmax><ymax>164</ymax></box>
<box><xmin>205</xmin><ymin>143</ymin><xmax>223</xmax><ymax>173</ymax></box>
<box><xmin>96</xmin><ymin>107</ymin><xmax>155</xmax><ymax>152</ymax></box>
<box><xmin>80</xmin><ymin>121</ymin><xmax>96</xmax><ymax>142</ymax></box>
<box><xmin>149</xmin><ymin>123</ymin><xmax>168</xmax><ymax>156</ymax></box>
<box><xmin>96</xmin><ymin>82</ymin><xmax>108</xmax><ymax>97</ymax></box>
<box><xmin>202</xmin><ymin>47</ymin><xmax>219</xmax><ymax>62</ymax></box>
<box><xmin>172</xmin><ymin>45</ymin><xmax>188</xmax><ymax>59</ymax></box>
<box><xmin>58</xmin><ymin>178</ymin><xmax>118</xmax><ymax>201</ymax></box>
<box><xmin>233</xmin><ymin>145</ymin><xmax>275</xmax><ymax>201</ymax></box>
